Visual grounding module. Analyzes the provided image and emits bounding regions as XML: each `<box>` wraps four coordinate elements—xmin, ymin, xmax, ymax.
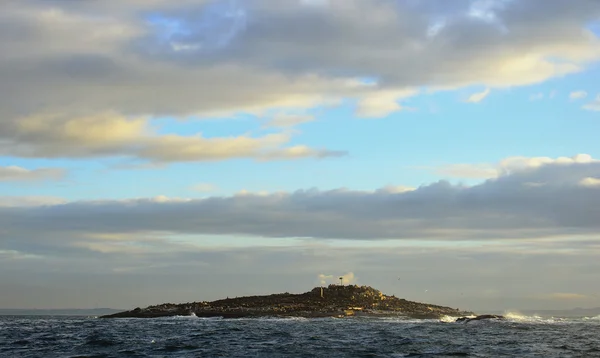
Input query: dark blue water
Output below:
<box><xmin>1</xmin><ymin>314</ymin><xmax>599</xmax><ymax>357</ymax></box>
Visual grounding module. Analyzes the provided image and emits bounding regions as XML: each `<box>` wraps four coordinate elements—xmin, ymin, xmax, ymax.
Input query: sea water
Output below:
<box><xmin>1</xmin><ymin>314</ymin><xmax>599</xmax><ymax>357</ymax></box>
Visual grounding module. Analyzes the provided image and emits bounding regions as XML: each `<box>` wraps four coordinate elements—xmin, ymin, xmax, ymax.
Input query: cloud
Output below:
<box><xmin>466</xmin><ymin>88</ymin><xmax>491</xmax><ymax>103</ymax></box>
<box><xmin>2</xmin><ymin>154</ymin><xmax>600</xmax><ymax>254</ymax></box>
<box><xmin>376</xmin><ymin>185</ymin><xmax>416</xmax><ymax>194</ymax></box>
<box><xmin>437</xmin><ymin>163</ymin><xmax>499</xmax><ymax>179</ymax></box>
<box><xmin>580</xmin><ymin>177</ymin><xmax>600</xmax><ymax>188</ymax></box>
<box><xmin>318</xmin><ymin>272</ymin><xmax>356</xmax><ymax>285</ymax></box>
<box><xmin>583</xmin><ymin>94</ymin><xmax>600</xmax><ymax>111</ymax></box>
<box><xmin>538</xmin><ymin>293</ymin><xmax>589</xmax><ymax>301</ymax></box>
<box><xmin>190</xmin><ymin>183</ymin><xmax>218</xmax><ymax>193</ymax></box>
<box><xmin>317</xmin><ymin>274</ymin><xmax>333</xmax><ymax>285</ymax></box>
<box><xmin>340</xmin><ymin>272</ymin><xmax>356</xmax><ymax>285</ymax></box>
<box><xmin>0</xmin><ymin>196</ymin><xmax>67</xmax><ymax>207</ymax></box>
<box><xmin>529</xmin><ymin>92</ymin><xmax>544</xmax><ymax>101</ymax></box>
<box><xmin>438</xmin><ymin>154</ymin><xmax>598</xmax><ymax>179</ymax></box>
<box><xmin>0</xmin><ymin>112</ymin><xmax>342</xmax><ymax>162</ymax></box>
<box><xmin>355</xmin><ymin>90</ymin><xmax>416</xmax><ymax>118</ymax></box>
<box><xmin>0</xmin><ymin>0</ymin><xmax>599</xmax><ymax>162</ymax></box>
<box><xmin>569</xmin><ymin>90</ymin><xmax>588</xmax><ymax>100</ymax></box>
<box><xmin>0</xmin><ymin>166</ymin><xmax>66</xmax><ymax>182</ymax></box>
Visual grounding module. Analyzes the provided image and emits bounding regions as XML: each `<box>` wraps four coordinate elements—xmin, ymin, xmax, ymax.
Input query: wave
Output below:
<box><xmin>504</xmin><ymin>311</ymin><xmax>543</xmax><ymax>322</ymax></box>
<box><xmin>441</xmin><ymin>312</ymin><xmax>568</xmax><ymax>324</ymax></box>
<box><xmin>502</xmin><ymin>311</ymin><xmax>575</xmax><ymax>324</ymax></box>
<box><xmin>582</xmin><ymin>315</ymin><xmax>600</xmax><ymax>321</ymax></box>
<box><xmin>439</xmin><ymin>315</ymin><xmax>469</xmax><ymax>323</ymax></box>
<box><xmin>171</xmin><ymin>313</ymin><xmax>222</xmax><ymax>320</ymax></box>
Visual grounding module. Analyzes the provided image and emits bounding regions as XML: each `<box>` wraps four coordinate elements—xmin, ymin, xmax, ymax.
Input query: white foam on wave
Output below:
<box><xmin>583</xmin><ymin>315</ymin><xmax>600</xmax><ymax>321</ymax></box>
<box><xmin>503</xmin><ymin>311</ymin><xmax>565</xmax><ymax>324</ymax></box>
<box><xmin>439</xmin><ymin>315</ymin><xmax>471</xmax><ymax>323</ymax></box>
<box><xmin>171</xmin><ymin>313</ymin><xmax>223</xmax><ymax>320</ymax></box>
<box><xmin>438</xmin><ymin>315</ymin><xmax>455</xmax><ymax>323</ymax></box>
<box><xmin>505</xmin><ymin>311</ymin><xmax>540</xmax><ymax>321</ymax></box>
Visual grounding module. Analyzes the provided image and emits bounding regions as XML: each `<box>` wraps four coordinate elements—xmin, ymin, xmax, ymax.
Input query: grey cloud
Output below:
<box><xmin>137</xmin><ymin>0</ymin><xmax>600</xmax><ymax>84</ymax></box>
<box><xmin>0</xmin><ymin>166</ymin><xmax>66</xmax><ymax>182</ymax></box>
<box><xmin>1</xmin><ymin>161</ymin><xmax>600</xmax><ymax>255</ymax></box>
<box><xmin>0</xmin><ymin>196</ymin><xmax>67</xmax><ymax>208</ymax></box>
<box><xmin>0</xmin><ymin>1</ymin><xmax>598</xmax><ymax>161</ymax></box>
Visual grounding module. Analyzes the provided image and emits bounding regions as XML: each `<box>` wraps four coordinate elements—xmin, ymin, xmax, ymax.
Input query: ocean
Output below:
<box><xmin>1</xmin><ymin>313</ymin><xmax>599</xmax><ymax>357</ymax></box>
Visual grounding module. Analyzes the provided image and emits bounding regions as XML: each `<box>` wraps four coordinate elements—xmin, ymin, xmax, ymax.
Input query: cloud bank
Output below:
<box><xmin>1</xmin><ymin>0</ymin><xmax>599</xmax><ymax>162</ymax></box>
<box><xmin>2</xmin><ymin>154</ymin><xmax>600</xmax><ymax>263</ymax></box>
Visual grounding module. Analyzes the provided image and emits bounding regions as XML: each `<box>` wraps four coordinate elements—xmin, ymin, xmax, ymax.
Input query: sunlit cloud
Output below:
<box><xmin>466</xmin><ymin>88</ymin><xmax>491</xmax><ymax>103</ymax></box>
<box><xmin>569</xmin><ymin>90</ymin><xmax>588</xmax><ymax>100</ymax></box>
<box><xmin>0</xmin><ymin>166</ymin><xmax>66</xmax><ymax>182</ymax></box>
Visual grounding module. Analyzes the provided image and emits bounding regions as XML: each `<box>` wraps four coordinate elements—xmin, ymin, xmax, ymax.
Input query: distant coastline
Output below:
<box><xmin>0</xmin><ymin>308</ymin><xmax>122</xmax><ymax>316</ymax></box>
<box><xmin>101</xmin><ymin>284</ymin><xmax>473</xmax><ymax>319</ymax></box>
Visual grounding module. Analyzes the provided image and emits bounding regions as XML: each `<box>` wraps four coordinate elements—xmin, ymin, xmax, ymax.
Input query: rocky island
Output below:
<box><xmin>101</xmin><ymin>284</ymin><xmax>473</xmax><ymax>319</ymax></box>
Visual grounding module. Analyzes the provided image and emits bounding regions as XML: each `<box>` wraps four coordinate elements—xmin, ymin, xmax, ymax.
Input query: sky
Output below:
<box><xmin>1</xmin><ymin>0</ymin><xmax>600</xmax><ymax>312</ymax></box>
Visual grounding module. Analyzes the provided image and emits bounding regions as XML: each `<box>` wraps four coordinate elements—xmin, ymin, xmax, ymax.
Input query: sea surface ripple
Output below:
<box><xmin>1</xmin><ymin>314</ymin><xmax>599</xmax><ymax>357</ymax></box>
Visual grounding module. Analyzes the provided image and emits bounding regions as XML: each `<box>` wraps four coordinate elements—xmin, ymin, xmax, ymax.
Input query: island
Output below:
<box><xmin>100</xmin><ymin>284</ymin><xmax>473</xmax><ymax>319</ymax></box>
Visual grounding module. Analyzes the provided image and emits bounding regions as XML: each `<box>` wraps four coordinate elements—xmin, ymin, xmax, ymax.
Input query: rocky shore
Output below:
<box><xmin>101</xmin><ymin>285</ymin><xmax>473</xmax><ymax>319</ymax></box>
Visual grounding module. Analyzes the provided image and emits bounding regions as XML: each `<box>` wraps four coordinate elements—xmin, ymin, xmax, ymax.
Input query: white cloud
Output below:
<box><xmin>498</xmin><ymin>153</ymin><xmax>596</xmax><ymax>173</ymax></box>
<box><xmin>376</xmin><ymin>185</ymin><xmax>416</xmax><ymax>194</ymax></box>
<box><xmin>580</xmin><ymin>177</ymin><xmax>600</xmax><ymax>188</ymax></box>
<box><xmin>438</xmin><ymin>163</ymin><xmax>499</xmax><ymax>179</ymax></box>
<box><xmin>340</xmin><ymin>272</ymin><xmax>356</xmax><ymax>285</ymax></box>
<box><xmin>0</xmin><ymin>166</ymin><xmax>65</xmax><ymax>182</ymax></box>
<box><xmin>569</xmin><ymin>90</ymin><xmax>588</xmax><ymax>100</ymax></box>
<box><xmin>439</xmin><ymin>154</ymin><xmax>598</xmax><ymax>179</ymax></box>
<box><xmin>355</xmin><ymin>90</ymin><xmax>416</xmax><ymax>118</ymax></box>
<box><xmin>466</xmin><ymin>88</ymin><xmax>491</xmax><ymax>103</ymax></box>
<box><xmin>583</xmin><ymin>94</ymin><xmax>600</xmax><ymax>111</ymax></box>
<box><xmin>529</xmin><ymin>92</ymin><xmax>544</xmax><ymax>101</ymax></box>
<box><xmin>318</xmin><ymin>272</ymin><xmax>356</xmax><ymax>285</ymax></box>
<box><xmin>151</xmin><ymin>195</ymin><xmax>193</xmax><ymax>203</ymax></box>
<box><xmin>317</xmin><ymin>274</ymin><xmax>333</xmax><ymax>285</ymax></box>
